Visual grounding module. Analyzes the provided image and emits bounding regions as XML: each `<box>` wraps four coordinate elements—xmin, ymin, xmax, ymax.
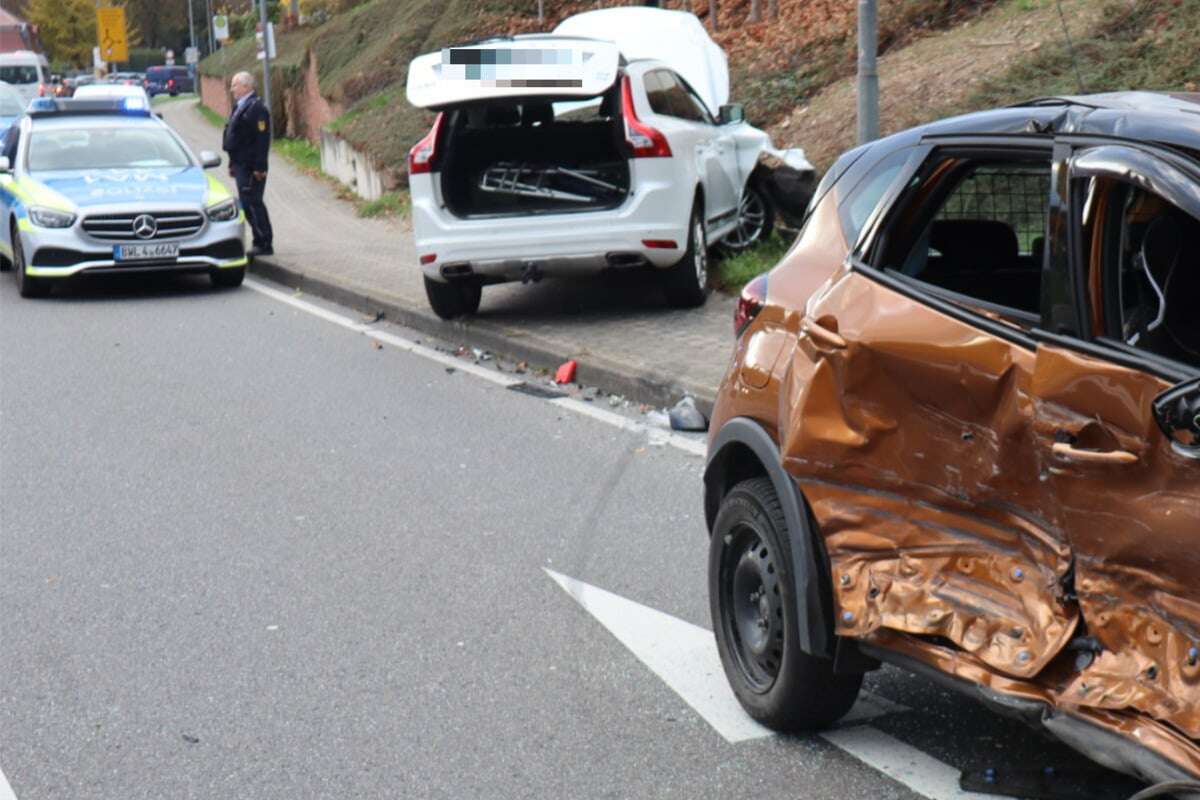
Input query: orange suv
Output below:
<box><xmin>704</xmin><ymin>93</ymin><xmax>1200</xmax><ymax>790</ymax></box>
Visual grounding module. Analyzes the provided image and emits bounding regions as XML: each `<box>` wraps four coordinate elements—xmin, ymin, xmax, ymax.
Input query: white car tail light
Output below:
<box><xmin>408</xmin><ymin>112</ymin><xmax>445</xmax><ymax>175</ymax></box>
<box><xmin>621</xmin><ymin>75</ymin><xmax>671</xmax><ymax>158</ymax></box>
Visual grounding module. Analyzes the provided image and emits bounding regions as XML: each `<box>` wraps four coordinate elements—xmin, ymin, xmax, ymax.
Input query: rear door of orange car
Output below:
<box><xmin>1027</xmin><ymin>140</ymin><xmax>1200</xmax><ymax>739</ymax></box>
<box><xmin>783</xmin><ymin>135</ymin><xmax>1082</xmax><ymax>681</ymax></box>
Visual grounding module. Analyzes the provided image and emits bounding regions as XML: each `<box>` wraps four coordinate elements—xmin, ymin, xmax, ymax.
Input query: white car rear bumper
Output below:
<box><xmin>411</xmin><ymin>162</ymin><xmax>693</xmax><ymax>282</ymax></box>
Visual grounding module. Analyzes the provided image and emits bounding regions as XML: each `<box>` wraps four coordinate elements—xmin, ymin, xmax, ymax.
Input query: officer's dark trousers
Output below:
<box><xmin>232</xmin><ymin>163</ymin><xmax>274</xmax><ymax>249</ymax></box>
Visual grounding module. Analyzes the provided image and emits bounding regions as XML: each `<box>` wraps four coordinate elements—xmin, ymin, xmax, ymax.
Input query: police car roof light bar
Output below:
<box><xmin>27</xmin><ymin>98</ymin><xmax>154</xmax><ymax>118</ymax></box>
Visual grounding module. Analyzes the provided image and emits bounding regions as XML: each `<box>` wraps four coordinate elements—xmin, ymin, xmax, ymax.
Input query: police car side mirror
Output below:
<box><xmin>199</xmin><ymin>150</ymin><xmax>222</xmax><ymax>169</ymax></box>
<box><xmin>0</xmin><ymin>156</ymin><xmax>10</xmax><ymax>174</ymax></box>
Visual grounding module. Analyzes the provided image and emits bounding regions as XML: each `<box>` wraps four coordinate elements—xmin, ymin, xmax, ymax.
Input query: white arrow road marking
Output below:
<box><xmin>543</xmin><ymin>568</ymin><xmax>907</xmax><ymax>744</ymax></box>
<box><xmin>545</xmin><ymin>567</ymin><xmax>775</xmax><ymax>743</ymax></box>
<box><xmin>822</xmin><ymin>726</ymin><xmax>1009</xmax><ymax>800</ymax></box>
<box><xmin>546</xmin><ymin>569</ymin><xmax>1008</xmax><ymax>800</ymax></box>
<box><xmin>0</xmin><ymin>764</ymin><xmax>17</xmax><ymax>800</ymax></box>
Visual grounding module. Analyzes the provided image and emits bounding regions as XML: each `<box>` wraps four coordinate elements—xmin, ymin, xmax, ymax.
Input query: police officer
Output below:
<box><xmin>223</xmin><ymin>71</ymin><xmax>274</xmax><ymax>256</ymax></box>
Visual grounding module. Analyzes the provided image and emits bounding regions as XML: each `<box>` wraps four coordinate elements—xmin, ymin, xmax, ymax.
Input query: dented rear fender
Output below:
<box><xmin>706</xmin><ymin>417</ymin><xmax>836</xmax><ymax>657</ymax></box>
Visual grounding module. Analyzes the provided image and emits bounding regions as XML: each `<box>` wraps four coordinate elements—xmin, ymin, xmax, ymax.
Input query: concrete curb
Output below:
<box><xmin>248</xmin><ymin>258</ymin><xmax>719</xmax><ymax>416</ymax></box>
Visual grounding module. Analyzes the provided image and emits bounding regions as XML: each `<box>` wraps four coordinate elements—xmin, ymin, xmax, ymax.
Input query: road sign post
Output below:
<box><xmin>256</xmin><ymin>2</ymin><xmax>273</xmax><ymax>137</ymax></box>
<box><xmin>96</xmin><ymin>6</ymin><xmax>129</xmax><ymax>65</ymax></box>
<box><xmin>856</xmin><ymin>0</ymin><xmax>880</xmax><ymax>144</ymax></box>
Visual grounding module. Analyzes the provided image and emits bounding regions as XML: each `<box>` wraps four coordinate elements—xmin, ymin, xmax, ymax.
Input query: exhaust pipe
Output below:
<box><xmin>520</xmin><ymin>262</ymin><xmax>544</xmax><ymax>284</ymax></box>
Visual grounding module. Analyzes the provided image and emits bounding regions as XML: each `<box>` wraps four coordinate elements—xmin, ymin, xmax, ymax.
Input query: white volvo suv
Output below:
<box><xmin>404</xmin><ymin>8</ymin><xmax>812</xmax><ymax>319</ymax></box>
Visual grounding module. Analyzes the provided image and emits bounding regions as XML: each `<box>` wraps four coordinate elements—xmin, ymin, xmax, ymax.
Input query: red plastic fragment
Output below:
<box><xmin>554</xmin><ymin>360</ymin><xmax>577</xmax><ymax>384</ymax></box>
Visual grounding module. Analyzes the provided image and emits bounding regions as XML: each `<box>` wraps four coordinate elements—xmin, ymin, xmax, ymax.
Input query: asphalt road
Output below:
<box><xmin>0</xmin><ymin>272</ymin><xmax>1147</xmax><ymax>800</ymax></box>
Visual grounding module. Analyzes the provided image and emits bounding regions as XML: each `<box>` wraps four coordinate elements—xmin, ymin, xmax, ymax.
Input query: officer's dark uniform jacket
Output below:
<box><xmin>223</xmin><ymin>93</ymin><xmax>270</xmax><ymax>172</ymax></box>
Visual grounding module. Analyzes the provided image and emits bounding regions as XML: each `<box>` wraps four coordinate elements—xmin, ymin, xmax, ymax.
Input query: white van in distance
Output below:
<box><xmin>0</xmin><ymin>50</ymin><xmax>50</xmax><ymax>105</ymax></box>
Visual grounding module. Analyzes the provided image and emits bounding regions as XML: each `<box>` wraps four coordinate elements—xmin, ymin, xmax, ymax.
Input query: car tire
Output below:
<box><xmin>424</xmin><ymin>276</ymin><xmax>482</xmax><ymax>320</ymax></box>
<box><xmin>13</xmin><ymin>225</ymin><xmax>50</xmax><ymax>298</ymax></box>
<box><xmin>664</xmin><ymin>201</ymin><xmax>709</xmax><ymax>308</ymax></box>
<box><xmin>720</xmin><ymin>182</ymin><xmax>775</xmax><ymax>252</ymax></box>
<box><xmin>210</xmin><ymin>266</ymin><xmax>245</xmax><ymax>288</ymax></box>
<box><xmin>709</xmin><ymin>477</ymin><xmax>862</xmax><ymax>731</ymax></box>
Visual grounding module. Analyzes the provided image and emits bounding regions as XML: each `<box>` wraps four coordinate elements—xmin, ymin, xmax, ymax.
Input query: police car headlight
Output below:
<box><xmin>28</xmin><ymin>207</ymin><xmax>76</xmax><ymax>228</ymax></box>
<box><xmin>206</xmin><ymin>198</ymin><xmax>239</xmax><ymax>222</ymax></box>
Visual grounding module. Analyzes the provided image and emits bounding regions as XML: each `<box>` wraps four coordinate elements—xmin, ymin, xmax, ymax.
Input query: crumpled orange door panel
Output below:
<box><xmin>1032</xmin><ymin>344</ymin><xmax>1200</xmax><ymax>738</ymax></box>
<box><xmin>780</xmin><ymin>269</ymin><xmax>1078</xmax><ymax>679</ymax></box>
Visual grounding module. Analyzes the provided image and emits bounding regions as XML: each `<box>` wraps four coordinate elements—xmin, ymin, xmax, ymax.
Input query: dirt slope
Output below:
<box><xmin>771</xmin><ymin>0</ymin><xmax>1110</xmax><ymax>171</ymax></box>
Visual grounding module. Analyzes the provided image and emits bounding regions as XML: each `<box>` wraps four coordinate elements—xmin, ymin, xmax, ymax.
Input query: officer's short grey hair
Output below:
<box><xmin>232</xmin><ymin>71</ymin><xmax>255</xmax><ymax>90</ymax></box>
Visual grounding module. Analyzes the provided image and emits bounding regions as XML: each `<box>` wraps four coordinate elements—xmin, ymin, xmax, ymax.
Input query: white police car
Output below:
<box><xmin>0</xmin><ymin>97</ymin><xmax>247</xmax><ymax>298</ymax></box>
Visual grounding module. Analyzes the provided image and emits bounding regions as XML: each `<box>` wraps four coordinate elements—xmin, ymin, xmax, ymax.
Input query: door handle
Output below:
<box><xmin>1051</xmin><ymin>442</ymin><xmax>1139</xmax><ymax>465</ymax></box>
<box><xmin>802</xmin><ymin>317</ymin><xmax>847</xmax><ymax>349</ymax></box>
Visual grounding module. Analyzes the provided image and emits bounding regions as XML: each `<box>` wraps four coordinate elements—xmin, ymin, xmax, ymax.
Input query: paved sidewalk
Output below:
<box><xmin>163</xmin><ymin>100</ymin><xmax>735</xmax><ymax>410</ymax></box>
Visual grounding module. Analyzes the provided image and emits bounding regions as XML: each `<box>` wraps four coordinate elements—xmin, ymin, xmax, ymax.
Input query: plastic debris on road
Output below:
<box><xmin>554</xmin><ymin>359</ymin><xmax>578</xmax><ymax>384</ymax></box>
<box><xmin>668</xmin><ymin>396</ymin><xmax>708</xmax><ymax>432</ymax></box>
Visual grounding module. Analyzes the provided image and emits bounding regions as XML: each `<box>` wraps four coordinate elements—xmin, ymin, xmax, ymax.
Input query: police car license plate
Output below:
<box><xmin>114</xmin><ymin>242</ymin><xmax>180</xmax><ymax>262</ymax></box>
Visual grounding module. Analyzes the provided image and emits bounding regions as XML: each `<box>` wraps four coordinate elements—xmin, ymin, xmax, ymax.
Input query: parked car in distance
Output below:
<box><xmin>0</xmin><ymin>50</ymin><xmax>50</xmax><ymax>105</ymax></box>
<box><xmin>0</xmin><ymin>81</ymin><xmax>25</xmax><ymax>143</ymax></box>
<box><xmin>144</xmin><ymin>66</ymin><xmax>194</xmax><ymax>97</ymax></box>
<box><xmin>404</xmin><ymin>7</ymin><xmax>813</xmax><ymax>320</ymax></box>
<box><xmin>704</xmin><ymin>92</ymin><xmax>1200</xmax><ymax>791</ymax></box>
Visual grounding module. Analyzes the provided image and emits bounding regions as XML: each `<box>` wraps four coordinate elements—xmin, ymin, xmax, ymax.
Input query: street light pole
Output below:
<box><xmin>187</xmin><ymin>0</ymin><xmax>196</xmax><ymax>58</ymax></box>
<box><xmin>206</xmin><ymin>0</ymin><xmax>216</xmax><ymax>56</ymax></box>
<box><xmin>186</xmin><ymin>0</ymin><xmax>197</xmax><ymax>84</ymax></box>
<box><xmin>259</xmin><ymin>0</ymin><xmax>272</xmax><ymax>132</ymax></box>
<box><xmin>856</xmin><ymin>0</ymin><xmax>879</xmax><ymax>144</ymax></box>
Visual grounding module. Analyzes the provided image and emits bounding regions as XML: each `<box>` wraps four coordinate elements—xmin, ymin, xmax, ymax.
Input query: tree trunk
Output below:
<box><xmin>768</xmin><ymin>0</ymin><xmax>778</xmax><ymax>20</ymax></box>
<box><xmin>537</xmin><ymin>0</ymin><xmax>544</xmax><ymax>24</ymax></box>
<box><xmin>708</xmin><ymin>0</ymin><xmax>718</xmax><ymax>31</ymax></box>
<box><xmin>748</xmin><ymin>0</ymin><xmax>762</xmax><ymax>24</ymax></box>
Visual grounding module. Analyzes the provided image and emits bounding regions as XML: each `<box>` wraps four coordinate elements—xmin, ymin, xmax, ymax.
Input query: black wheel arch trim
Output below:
<box><xmin>704</xmin><ymin>416</ymin><xmax>834</xmax><ymax>658</ymax></box>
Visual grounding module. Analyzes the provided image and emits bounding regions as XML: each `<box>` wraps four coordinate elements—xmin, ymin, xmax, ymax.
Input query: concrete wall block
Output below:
<box><xmin>319</xmin><ymin>129</ymin><xmax>385</xmax><ymax>201</ymax></box>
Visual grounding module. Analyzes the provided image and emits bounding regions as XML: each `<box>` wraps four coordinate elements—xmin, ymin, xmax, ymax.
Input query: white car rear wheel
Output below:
<box><xmin>664</xmin><ymin>201</ymin><xmax>709</xmax><ymax>308</ymax></box>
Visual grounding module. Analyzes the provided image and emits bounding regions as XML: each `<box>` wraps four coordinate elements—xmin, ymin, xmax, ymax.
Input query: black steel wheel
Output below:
<box><xmin>709</xmin><ymin>477</ymin><xmax>862</xmax><ymax>730</ymax></box>
<box><xmin>722</xmin><ymin>519</ymin><xmax>786</xmax><ymax>692</ymax></box>
<box><xmin>721</xmin><ymin>183</ymin><xmax>775</xmax><ymax>252</ymax></box>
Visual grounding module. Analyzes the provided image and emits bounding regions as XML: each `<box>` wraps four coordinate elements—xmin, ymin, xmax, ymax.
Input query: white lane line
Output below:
<box><xmin>821</xmin><ymin>726</ymin><xmax>1009</xmax><ymax>800</ymax></box>
<box><xmin>245</xmin><ymin>278</ymin><xmax>372</xmax><ymax>334</ymax></box>
<box><xmin>0</xmin><ymin>764</ymin><xmax>17</xmax><ymax>800</ymax></box>
<box><xmin>244</xmin><ymin>278</ymin><xmax>705</xmax><ymax>454</ymax></box>
<box><xmin>544</xmin><ymin>569</ymin><xmax>905</xmax><ymax>744</ymax></box>
<box><xmin>545</xmin><ymin>570</ymin><xmax>1004</xmax><ymax>800</ymax></box>
<box><xmin>550</xmin><ymin>398</ymin><xmax>707</xmax><ymax>457</ymax></box>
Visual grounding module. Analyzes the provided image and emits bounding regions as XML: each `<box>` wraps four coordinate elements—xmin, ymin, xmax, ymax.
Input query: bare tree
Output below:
<box><xmin>768</xmin><ymin>0</ymin><xmax>778</xmax><ymax>21</ymax></box>
<box><xmin>748</xmin><ymin>0</ymin><xmax>762</xmax><ymax>23</ymax></box>
<box><xmin>708</xmin><ymin>0</ymin><xmax>718</xmax><ymax>31</ymax></box>
<box><xmin>537</xmin><ymin>0</ymin><xmax>544</xmax><ymax>23</ymax></box>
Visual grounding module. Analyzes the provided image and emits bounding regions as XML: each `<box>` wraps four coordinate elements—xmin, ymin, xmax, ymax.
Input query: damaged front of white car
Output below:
<box><xmin>403</xmin><ymin>6</ymin><xmax>814</xmax><ymax>319</ymax></box>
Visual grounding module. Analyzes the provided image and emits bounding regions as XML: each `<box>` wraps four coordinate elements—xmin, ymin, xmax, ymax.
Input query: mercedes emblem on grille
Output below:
<box><xmin>132</xmin><ymin>214</ymin><xmax>158</xmax><ymax>240</ymax></box>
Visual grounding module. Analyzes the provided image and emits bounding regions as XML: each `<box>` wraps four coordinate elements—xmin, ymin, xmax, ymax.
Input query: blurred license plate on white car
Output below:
<box><xmin>115</xmin><ymin>242</ymin><xmax>179</xmax><ymax>261</ymax></box>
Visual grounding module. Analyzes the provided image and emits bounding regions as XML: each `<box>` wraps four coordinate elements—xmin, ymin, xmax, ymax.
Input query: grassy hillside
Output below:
<box><xmin>963</xmin><ymin>0</ymin><xmax>1200</xmax><ymax>109</ymax></box>
<box><xmin>201</xmin><ymin>0</ymin><xmax>1200</xmax><ymax>188</ymax></box>
<box><xmin>199</xmin><ymin>0</ymin><xmax>1000</xmax><ymax>180</ymax></box>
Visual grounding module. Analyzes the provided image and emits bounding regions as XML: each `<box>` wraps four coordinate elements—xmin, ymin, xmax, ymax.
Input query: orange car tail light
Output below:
<box><xmin>734</xmin><ymin>274</ymin><xmax>768</xmax><ymax>336</ymax></box>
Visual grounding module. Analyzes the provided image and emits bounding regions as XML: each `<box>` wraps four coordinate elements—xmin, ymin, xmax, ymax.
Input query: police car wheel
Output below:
<box><xmin>13</xmin><ymin>226</ymin><xmax>50</xmax><ymax>298</ymax></box>
<box><xmin>210</xmin><ymin>266</ymin><xmax>245</xmax><ymax>288</ymax></box>
<box><xmin>424</xmin><ymin>276</ymin><xmax>482</xmax><ymax>319</ymax></box>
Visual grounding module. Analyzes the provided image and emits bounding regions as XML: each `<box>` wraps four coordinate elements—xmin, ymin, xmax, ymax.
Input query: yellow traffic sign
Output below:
<box><xmin>96</xmin><ymin>7</ymin><xmax>129</xmax><ymax>64</ymax></box>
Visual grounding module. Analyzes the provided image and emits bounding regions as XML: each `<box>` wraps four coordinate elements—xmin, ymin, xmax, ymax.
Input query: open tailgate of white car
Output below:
<box><xmin>406</xmin><ymin>37</ymin><xmax>621</xmax><ymax>109</ymax></box>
